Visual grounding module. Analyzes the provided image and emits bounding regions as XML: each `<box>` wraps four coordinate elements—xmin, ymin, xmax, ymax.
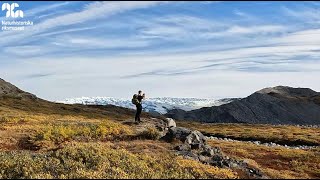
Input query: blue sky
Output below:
<box><xmin>1</xmin><ymin>1</ymin><xmax>320</xmax><ymax>101</ymax></box>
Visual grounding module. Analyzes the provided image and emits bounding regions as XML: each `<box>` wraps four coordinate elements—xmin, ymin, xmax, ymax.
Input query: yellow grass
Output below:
<box><xmin>0</xmin><ymin>100</ymin><xmax>238</xmax><ymax>179</ymax></box>
<box><xmin>0</xmin><ymin>142</ymin><xmax>238</xmax><ymax>179</ymax></box>
<box><xmin>177</xmin><ymin>121</ymin><xmax>320</xmax><ymax>146</ymax></box>
<box><xmin>208</xmin><ymin>139</ymin><xmax>320</xmax><ymax>179</ymax></box>
<box><xmin>1</xmin><ymin>96</ymin><xmax>319</xmax><ymax>179</ymax></box>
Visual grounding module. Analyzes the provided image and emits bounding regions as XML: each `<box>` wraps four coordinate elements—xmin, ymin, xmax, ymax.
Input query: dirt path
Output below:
<box><xmin>121</xmin><ymin>117</ymin><xmax>166</xmax><ymax>134</ymax></box>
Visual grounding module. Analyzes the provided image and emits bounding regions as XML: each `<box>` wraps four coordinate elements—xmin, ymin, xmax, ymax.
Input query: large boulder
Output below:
<box><xmin>162</xmin><ymin>126</ymin><xmax>207</xmax><ymax>146</ymax></box>
<box><xmin>200</xmin><ymin>145</ymin><xmax>221</xmax><ymax>157</ymax></box>
<box><xmin>161</xmin><ymin>127</ymin><xmax>192</xmax><ymax>142</ymax></box>
<box><xmin>185</xmin><ymin>130</ymin><xmax>207</xmax><ymax>148</ymax></box>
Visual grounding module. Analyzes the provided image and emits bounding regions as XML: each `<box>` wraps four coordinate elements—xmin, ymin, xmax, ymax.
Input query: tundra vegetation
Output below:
<box><xmin>0</xmin><ymin>92</ymin><xmax>319</xmax><ymax>179</ymax></box>
<box><xmin>178</xmin><ymin>121</ymin><xmax>320</xmax><ymax>178</ymax></box>
<box><xmin>0</xmin><ymin>103</ymin><xmax>236</xmax><ymax>179</ymax></box>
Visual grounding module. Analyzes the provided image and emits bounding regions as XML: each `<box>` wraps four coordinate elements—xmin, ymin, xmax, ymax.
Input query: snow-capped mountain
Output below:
<box><xmin>57</xmin><ymin>97</ymin><xmax>238</xmax><ymax>114</ymax></box>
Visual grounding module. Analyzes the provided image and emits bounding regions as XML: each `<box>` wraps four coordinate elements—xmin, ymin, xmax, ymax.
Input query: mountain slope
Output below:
<box><xmin>166</xmin><ymin>86</ymin><xmax>320</xmax><ymax>125</ymax></box>
<box><xmin>0</xmin><ymin>78</ymin><xmax>142</xmax><ymax>121</ymax></box>
<box><xmin>0</xmin><ymin>78</ymin><xmax>37</xmax><ymax>100</ymax></box>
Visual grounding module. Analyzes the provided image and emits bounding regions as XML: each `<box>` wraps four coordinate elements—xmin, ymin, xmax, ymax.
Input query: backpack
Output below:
<box><xmin>132</xmin><ymin>94</ymin><xmax>140</xmax><ymax>105</ymax></box>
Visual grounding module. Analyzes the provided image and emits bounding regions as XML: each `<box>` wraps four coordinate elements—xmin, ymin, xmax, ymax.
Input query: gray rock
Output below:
<box><xmin>253</xmin><ymin>141</ymin><xmax>260</xmax><ymax>145</ymax></box>
<box><xmin>228</xmin><ymin>161</ymin><xmax>239</xmax><ymax>168</ymax></box>
<box><xmin>246</xmin><ymin>167</ymin><xmax>263</xmax><ymax>178</ymax></box>
<box><xmin>207</xmin><ymin>154</ymin><xmax>242</xmax><ymax>168</ymax></box>
<box><xmin>212</xmin><ymin>147</ymin><xmax>221</xmax><ymax>154</ymax></box>
<box><xmin>209</xmin><ymin>156</ymin><xmax>224</xmax><ymax>168</ymax></box>
<box><xmin>176</xmin><ymin>151</ymin><xmax>199</xmax><ymax>161</ymax></box>
<box><xmin>242</xmin><ymin>159</ymin><xmax>250</xmax><ymax>166</ymax></box>
<box><xmin>212</xmin><ymin>154</ymin><xmax>223</xmax><ymax>162</ymax></box>
<box><xmin>190</xmin><ymin>143</ymin><xmax>202</xmax><ymax>150</ymax></box>
<box><xmin>165</xmin><ymin>118</ymin><xmax>176</xmax><ymax>128</ymax></box>
<box><xmin>175</xmin><ymin>144</ymin><xmax>191</xmax><ymax>151</ymax></box>
<box><xmin>185</xmin><ymin>130</ymin><xmax>206</xmax><ymax>146</ymax></box>
<box><xmin>162</xmin><ymin>127</ymin><xmax>192</xmax><ymax>142</ymax></box>
<box><xmin>200</xmin><ymin>145</ymin><xmax>220</xmax><ymax>157</ymax></box>
<box><xmin>172</xmin><ymin>129</ymin><xmax>269</xmax><ymax>179</ymax></box>
<box><xmin>199</xmin><ymin>155</ymin><xmax>209</xmax><ymax>164</ymax></box>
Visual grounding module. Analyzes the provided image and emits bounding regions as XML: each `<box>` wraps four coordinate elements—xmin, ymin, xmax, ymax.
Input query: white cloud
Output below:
<box><xmin>227</xmin><ymin>25</ymin><xmax>287</xmax><ymax>34</ymax></box>
<box><xmin>3</xmin><ymin>46</ymin><xmax>45</xmax><ymax>56</ymax></box>
<box><xmin>53</xmin><ymin>36</ymin><xmax>150</xmax><ymax>49</ymax></box>
<box><xmin>138</xmin><ymin>14</ymin><xmax>289</xmax><ymax>41</ymax></box>
<box><xmin>34</xmin><ymin>27</ymin><xmax>98</xmax><ymax>37</ymax></box>
<box><xmin>1</xmin><ymin>2</ymin><xmax>320</xmax><ymax>100</ymax></box>
<box><xmin>1</xmin><ymin>56</ymin><xmax>320</xmax><ymax>101</ymax></box>
<box><xmin>276</xmin><ymin>28</ymin><xmax>320</xmax><ymax>44</ymax></box>
<box><xmin>283</xmin><ymin>6</ymin><xmax>320</xmax><ymax>24</ymax></box>
<box><xmin>137</xmin><ymin>15</ymin><xmax>224</xmax><ymax>40</ymax></box>
<box><xmin>0</xmin><ymin>1</ymin><xmax>167</xmax><ymax>46</ymax></box>
<box><xmin>233</xmin><ymin>10</ymin><xmax>260</xmax><ymax>22</ymax></box>
<box><xmin>2</xmin><ymin>23</ymin><xmax>320</xmax><ymax>100</ymax></box>
<box><xmin>26</xmin><ymin>2</ymin><xmax>71</xmax><ymax>17</ymax></box>
<box><xmin>35</xmin><ymin>1</ymin><xmax>165</xmax><ymax>30</ymax></box>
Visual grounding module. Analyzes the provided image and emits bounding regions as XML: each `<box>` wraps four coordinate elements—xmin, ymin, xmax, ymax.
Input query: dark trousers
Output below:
<box><xmin>135</xmin><ymin>104</ymin><xmax>142</xmax><ymax>122</ymax></box>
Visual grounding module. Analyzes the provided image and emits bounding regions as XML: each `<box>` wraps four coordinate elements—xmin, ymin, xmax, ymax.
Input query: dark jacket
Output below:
<box><xmin>137</xmin><ymin>95</ymin><xmax>144</xmax><ymax>104</ymax></box>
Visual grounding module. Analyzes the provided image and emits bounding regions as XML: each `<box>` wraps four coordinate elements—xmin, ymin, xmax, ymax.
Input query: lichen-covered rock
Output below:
<box><xmin>185</xmin><ymin>130</ymin><xmax>206</xmax><ymax>147</ymax></box>
<box><xmin>198</xmin><ymin>155</ymin><xmax>210</xmax><ymax>164</ymax></box>
<box><xmin>200</xmin><ymin>145</ymin><xmax>221</xmax><ymax>157</ymax></box>
<box><xmin>175</xmin><ymin>144</ymin><xmax>191</xmax><ymax>151</ymax></box>
<box><xmin>161</xmin><ymin>127</ymin><xmax>192</xmax><ymax>142</ymax></box>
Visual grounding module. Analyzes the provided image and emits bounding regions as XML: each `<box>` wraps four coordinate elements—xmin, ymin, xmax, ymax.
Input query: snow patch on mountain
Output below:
<box><xmin>57</xmin><ymin>97</ymin><xmax>237</xmax><ymax>114</ymax></box>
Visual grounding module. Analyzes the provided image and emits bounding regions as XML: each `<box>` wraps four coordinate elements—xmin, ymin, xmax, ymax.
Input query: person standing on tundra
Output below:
<box><xmin>132</xmin><ymin>90</ymin><xmax>145</xmax><ymax>124</ymax></box>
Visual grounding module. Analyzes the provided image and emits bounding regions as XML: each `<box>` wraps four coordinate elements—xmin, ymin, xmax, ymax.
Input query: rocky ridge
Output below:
<box><xmin>140</xmin><ymin>118</ymin><xmax>269</xmax><ymax>179</ymax></box>
<box><xmin>166</xmin><ymin>86</ymin><xmax>320</xmax><ymax>125</ymax></box>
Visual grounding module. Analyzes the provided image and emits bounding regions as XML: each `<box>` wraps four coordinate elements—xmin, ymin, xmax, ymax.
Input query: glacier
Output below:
<box><xmin>57</xmin><ymin>97</ymin><xmax>237</xmax><ymax>114</ymax></box>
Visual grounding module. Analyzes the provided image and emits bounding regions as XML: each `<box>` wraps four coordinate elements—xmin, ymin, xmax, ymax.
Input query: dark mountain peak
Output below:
<box><xmin>256</xmin><ymin>86</ymin><xmax>318</xmax><ymax>98</ymax></box>
<box><xmin>0</xmin><ymin>78</ymin><xmax>37</xmax><ymax>99</ymax></box>
<box><xmin>166</xmin><ymin>86</ymin><xmax>320</xmax><ymax>125</ymax></box>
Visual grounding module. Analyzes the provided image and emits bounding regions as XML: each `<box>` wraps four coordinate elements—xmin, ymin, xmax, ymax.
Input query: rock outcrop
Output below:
<box><xmin>161</xmin><ymin>119</ymin><xmax>267</xmax><ymax>179</ymax></box>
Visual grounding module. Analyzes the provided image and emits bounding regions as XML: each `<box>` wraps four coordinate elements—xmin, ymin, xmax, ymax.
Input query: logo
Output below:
<box><xmin>1</xmin><ymin>2</ymin><xmax>33</xmax><ymax>31</ymax></box>
<box><xmin>2</xmin><ymin>3</ymin><xmax>24</xmax><ymax>18</ymax></box>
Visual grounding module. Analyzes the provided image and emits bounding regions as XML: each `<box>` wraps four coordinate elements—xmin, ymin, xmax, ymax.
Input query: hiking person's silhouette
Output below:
<box><xmin>132</xmin><ymin>90</ymin><xmax>145</xmax><ymax>124</ymax></box>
